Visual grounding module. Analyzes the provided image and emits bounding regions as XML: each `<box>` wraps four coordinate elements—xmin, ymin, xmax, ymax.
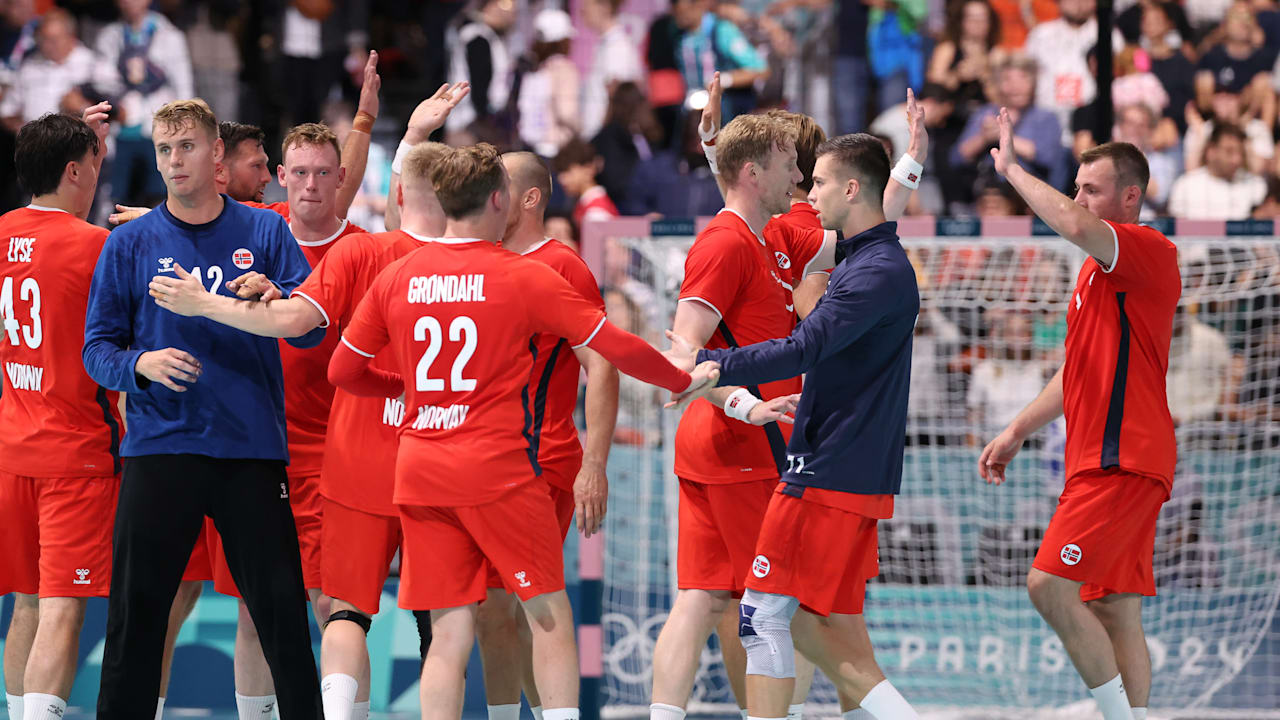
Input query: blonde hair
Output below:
<box><xmin>401</xmin><ymin>142</ymin><xmax>451</xmax><ymax>192</ymax></box>
<box><xmin>281</xmin><ymin>122</ymin><xmax>341</xmax><ymax>165</ymax></box>
<box><xmin>716</xmin><ymin>114</ymin><xmax>797</xmax><ymax>188</ymax></box>
<box><xmin>429</xmin><ymin>143</ymin><xmax>506</xmax><ymax>218</ymax></box>
<box><xmin>152</xmin><ymin>99</ymin><xmax>218</xmax><ymax>140</ymax></box>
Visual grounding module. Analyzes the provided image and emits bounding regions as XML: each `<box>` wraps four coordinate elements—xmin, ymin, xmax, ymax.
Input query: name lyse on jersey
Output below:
<box><xmin>7</xmin><ymin>236</ymin><xmax>34</xmax><ymax>263</ymax></box>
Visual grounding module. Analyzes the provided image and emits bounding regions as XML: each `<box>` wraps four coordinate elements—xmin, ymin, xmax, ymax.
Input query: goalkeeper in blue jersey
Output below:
<box><xmin>82</xmin><ymin>99</ymin><xmax>324</xmax><ymax>720</ymax></box>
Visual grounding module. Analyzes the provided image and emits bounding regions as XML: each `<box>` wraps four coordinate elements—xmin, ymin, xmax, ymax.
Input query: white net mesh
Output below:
<box><xmin>598</xmin><ymin>233</ymin><xmax>1280</xmax><ymax>718</ymax></box>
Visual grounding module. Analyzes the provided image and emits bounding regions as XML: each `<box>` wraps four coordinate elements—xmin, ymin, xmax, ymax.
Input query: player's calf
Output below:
<box><xmin>321</xmin><ymin>600</ymin><xmax>373</xmax><ymax>720</ymax></box>
<box><xmin>419</xmin><ymin>604</ymin><xmax>478</xmax><ymax>720</ymax></box>
<box><xmin>22</xmin><ymin>596</ymin><xmax>89</xmax><ymax>720</ymax></box>
<box><xmin>475</xmin><ymin>588</ymin><xmax>524</xmax><ymax>719</ymax></box>
<box><xmin>4</xmin><ymin>593</ymin><xmax>39</xmax><ymax>717</ymax></box>
<box><xmin>519</xmin><ymin>590</ymin><xmax>580</xmax><ymax>719</ymax></box>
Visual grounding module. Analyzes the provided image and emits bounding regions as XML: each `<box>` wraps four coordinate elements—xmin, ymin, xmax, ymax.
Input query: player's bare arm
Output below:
<box><xmin>991</xmin><ymin>107</ymin><xmax>1116</xmax><ymax>267</ymax></box>
<box><xmin>571</xmin><ymin>346</ymin><xmax>619</xmax><ymax>537</ymax></box>
<box><xmin>978</xmin><ymin>364</ymin><xmax>1065</xmax><ymax>485</ymax></box>
<box><xmin>667</xmin><ymin>296</ymin><xmax>772</xmax><ymax>413</ymax></box>
<box><xmin>663</xmin><ymin>327</ymin><xmax>798</xmax><ymax>422</ymax></box>
<box><xmin>384</xmin><ymin>82</ymin><xmax>471</xmax><ymax>230</ymax></box>
<box><xmin>881</xmin><ymin>87</ymin><xmax>928</xmax><ymax>221</ymax></box>
<box><xmin>336</xmin><ymin>50</ymin><xmax>380</xmax><ymax>219</ymax></box>
<box><xmin>149</xmin><ymin>263</ymin><xmax>324</xmax><ymax>338</ymax></box>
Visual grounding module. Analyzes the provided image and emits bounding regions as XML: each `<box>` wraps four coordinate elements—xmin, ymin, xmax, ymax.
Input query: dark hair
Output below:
<box><xmin>553</xmin><ymin>138</ymin><xmax>599</xmax><ymax>174</ymax></box>
<box><xmin>1207</xmin><ymin>122</ymin><xmax>1247</xmax><ymax>148</ymax></box>
<box><xmin>1079</xmin><ymin>141</ymin><xmax>1151</xmax><ymax>202</ymax></box>
<box><xmin>218</xmin><ymin>121</ymin><xmax>264</xmax><ymax>156</ymax></box>
<box><xmin>605</xmin><ymin>82</ymin><xmax>663</xmax><ymax>144</ymax></box>
<box><xmin>430</xmin><ymin>143</ymin><xmax>507</xmax><ymax>218</ymax></box>
<box><xmin>814</xmin><ymin>133</ymin><xmax>890</xmax><ymax>204</ymax></box>
<box><xmin>15</xmin><ymin>113</ymin><xmax>99</xmax><ymax>196</ymax></box>
<box><xmin>943</xmin><ymin>0</ymin><xmax>1000</xmax><ymax>50</ymax></box>
<box><xmin>532</xmin><ymin>38</ymin><xmax>571</xmax><ymax>65</ymax></box>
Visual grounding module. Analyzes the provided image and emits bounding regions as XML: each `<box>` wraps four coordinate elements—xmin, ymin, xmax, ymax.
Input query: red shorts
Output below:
<box><xmin>182</xmin><ymin>520</ymin><xmax>215</xmax><ymax>582</ymax></box>
<box><xmin>744</xmin><ymin>486</ymin><xmax>880</xmax><ymax>616</ymax></box>
<box><xmin>211</xmin><ymin>474</ymin><xmax>324</xmax><ymax>597</ymax></box>
<box><xmin>677</xmin><ymin>477</ymin><xmax>776</xmax><ymax>593</ymax></box>
<box><xmin>320</xmin><ymin>497</ymin><xmax>402</xmax><ymax>615</ymax></box>
<box><xmin>1033</xmin><ymin>469</ymin><xmax>1167</xmax><ymax>602</ymax></box>
<box><xmin>0</xmin><ymin>472</ymin><xmax>119</xmax><ymax>598</ymax></box>
<box><xmin>400</xmin><ymin>480</ymin><xmax>564</xmax><ymax>610</ymax></box>
<box><xmin>484</xmin><ymin>477</ymin><xmax>576</xmax><ymax>590</ymax></box>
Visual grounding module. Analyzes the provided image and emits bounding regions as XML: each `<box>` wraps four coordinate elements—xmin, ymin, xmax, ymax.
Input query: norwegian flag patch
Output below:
<box><xmin>232</xmin><ymin>248</ymin><xmax>254</xmax><ymax>269</ymax></box>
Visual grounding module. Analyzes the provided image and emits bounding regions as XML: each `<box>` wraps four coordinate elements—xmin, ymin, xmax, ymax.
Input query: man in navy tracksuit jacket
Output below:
<box><xmin>682</xmin><ymin>134</ymin><xmax>923</xmax><ymax>719</ymax></box>
<box><xmin>82</xmin><ymin>100</ymin><xmax>324</xmax><ymax>720</ymax></box>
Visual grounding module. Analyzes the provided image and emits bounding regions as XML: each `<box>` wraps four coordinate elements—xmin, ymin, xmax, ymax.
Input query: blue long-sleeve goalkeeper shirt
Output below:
<box><xmin>698</xmin><ymin>221</ymin><xmax>919</xmax><ymax>495</ymax></box>
<box><xmin>83</xmin><ymin>197</ymin><xmax>324</xmax><ymax>462</ymax></box>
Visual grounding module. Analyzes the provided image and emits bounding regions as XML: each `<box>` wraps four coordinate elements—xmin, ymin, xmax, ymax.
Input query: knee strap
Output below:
<box><xmin>738</xmin><ymin>589</ymin><xmax>799</xmax><ymax>679</ymax></box>
<box><xmin>323</xmin><ymin>610</ymin><xmax>372</xmax><ymax>634</ymax></box>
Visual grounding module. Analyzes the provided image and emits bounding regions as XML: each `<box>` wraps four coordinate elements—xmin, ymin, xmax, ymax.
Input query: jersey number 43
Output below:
<box><xmin>0</xmin><ymin>275</ymin><xmax>41</xmax><ymax>349</ymax></box>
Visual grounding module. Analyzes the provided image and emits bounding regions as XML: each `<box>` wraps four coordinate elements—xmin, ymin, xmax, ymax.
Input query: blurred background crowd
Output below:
<box><xmin>4</xmin><ymin>0</ymin><xmax>1280</xmax><ymax>234</ymax></box>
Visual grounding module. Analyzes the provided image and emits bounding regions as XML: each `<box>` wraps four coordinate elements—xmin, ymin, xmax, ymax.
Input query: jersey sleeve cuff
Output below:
<box><xmin>1097</xmin><ymin>220</ymin><xmax>1120</xmax><ymax>274</ymax></box>
<box><xmin>340</xmin><ymin>336</ymin><xmax>376</xmax><ymax>358</ymax></box>
<box><xmin>291</xmin><ymin>290</ymin><xmax>330</xmax><ymax>329</ymax></box>
<box><xmin>573</xmin><ymin>316</ymin><xmax>607</xmax><ymax>349</ymax></box>
<box><xmin>677</xmin><ymin>296</ymin><xmax>724</xmax><ymax>318</ymax></box>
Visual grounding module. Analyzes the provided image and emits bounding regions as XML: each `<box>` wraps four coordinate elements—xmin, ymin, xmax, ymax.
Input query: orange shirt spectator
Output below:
<box><xmin>990</xmin><ymin>0</ymin><xmax>1059</xmax><ymax>49</ymax></box>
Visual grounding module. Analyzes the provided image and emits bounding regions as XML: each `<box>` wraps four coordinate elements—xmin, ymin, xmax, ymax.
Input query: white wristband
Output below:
<box><xmin>702</xmin><ymin>140</ymin><xmax>719</xmax><ymax>175</ymax></box>
<box><xmin>698</xmin><ymin>122</ymin><xmax>718</xmax><ymax>144</ymax></box>
<box><xmin>890</xmin><ymin>153</ymin><xmax>923</xmax><ymax>189</ymax></box>
<box><xmin>723</xmin><ymin>387</ymin><xmax>762</xmax><ymax>423</ymax></box>
<box><xmin>391</xmin><ymin>140</ymin><xmax>413</xmax><ymax>175</ymax></box>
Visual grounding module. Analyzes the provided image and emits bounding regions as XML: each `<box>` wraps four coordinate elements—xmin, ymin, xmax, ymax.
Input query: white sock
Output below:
<box><xmin>650</xmin><ymin>704</ymin><xmax>686</xmax><ymax>720</ymax></box>
<box><xmin>320</xmin><ymin>673</ymin><xmax>359</xmax><ymax>720</ymax></box>
<box><xmin>1131</xmin><ymin>708</ymin><xmax>1148</xmax><ymax>720</ymax></box>
<box><xmin>489</xmin><ymin>704</ymin><xmax>521</xmax><ymax>720</ymax></box>
<box><xmin>352</xmin><ymin>701</ymin><xmax>370</xmax><ymax>720</ymax></box>
<box><xmin>21</xmin><ymin>693</ymin><xmax>65</xmax><ymax>720</ymax></box>
<box><xmin>542</xmin><ymin>710</ymin><xmax>580</xmax><ymax>720</ymax></box>
<box><xmin>156</xmin><ymin>696</ymin><xmax>166</xmax><ymax>720</ymax></box>
<box><xmin>1090</xmin><ymin>675</ymin><xmax>1132</xmax><ymax>720</ymax></box>
<box><xmin>531</xmin><ymin>707</ymin><xmax>544</xmax><ymax>720</ymax></box>
<box><xmin>787</xmin><ymin>703</ymin><xmax>805</xmax><ymax>720</ymax></box>
<box><xmin>859</xmin><ymin>680</ymin><xmax>920</xmax><ymax>720</ymax></box>
<box><xmin>5</xmin><ymin>694</ymin><xmax>22</xmax><ymax>720</ymax></box>
<box><xmin>234</xmin><ymin>692</ymin><xmax>277</xmax><ymax>719</ymax></box>
<box><xmin>843</xmin><ymin>711</ymin><xmax>875</xmax><ymax>720</ymax></box>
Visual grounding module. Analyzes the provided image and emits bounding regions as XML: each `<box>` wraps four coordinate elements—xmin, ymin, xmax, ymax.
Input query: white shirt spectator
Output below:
<box><xmin>1025</xmin><ymin>18</ymin><xmax>1123</xmax><ymax>143</ymax></box>
<box><xmin>968</xmin><ymin>358</ymin><xmax>1050</xmax><ymax>431</ymax></box>
<box><xmin>1167</xmin><ymin>316</ymin><xmax>1231</xmax><ymax>424</ymax></box>
<box><xmin>581</xmin><ymin>22</ymin><xmax>643</xmax><ymax>140</ymax></box>
<box><xmin>1168</xmin><ymin>166</ymin><xmax>1267</xmax><ymax>219</ymax></box>
<box><xmin>0</xmin><ymin>44</ymin><xmax>104</xmax><ymax>123</ymax></box>
<box><xmin>95</xmin><ymin>11</ymin><xmax>193</xmax><ymax>137</ymax></box>
<box><xmin>1183</xmin><ymin>119</ymin><xmax>1275</xmax><ymax>173</ymax></box>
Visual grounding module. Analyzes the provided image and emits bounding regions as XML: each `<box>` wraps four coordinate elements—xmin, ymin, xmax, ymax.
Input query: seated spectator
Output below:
<box><xmin>1112</xmin><ymin>103</ymin><xmax>1182</xmax><ymax>216</ymax></box>
<box><xmin>97</xmin><ymin>0</ymin><xmax>194</xmax><ymax>208</ymax></box>
<box><xmin>1253</xmin><ymin>175</ymin><xmax>1280</xmax><ymax>218</ymax></box>
<box><xmin>1141</xmin><ymin>1</ymin><xmax>1198</xmax><ymax>136</ymax></box>
<box><xmin>926</xmin><ymin>0</ymin><xmax>1001</xmax><ymax>115</ymax></box>
<box><xmin>0</xmin><ymin>9</ymin><xmax>109</xmax><ymax>132</ymax></box>
<box><xmin>621</xmin><ymin>110</ymin><xmax>723</xmax><ymax>218</ymax></box>
<box><xmin>967</xmin><ymin>310</ymin><xmax>1052</xmax><ymax>439</ymax></box>
<box><xmin>670</xmin><ymin>0</ymin><xmax>768</xmax><ymax>123</ymax></box>
<box><xmin>867</xmin><ymin>0</ymin><xmax>927</xmax><ymax>117</ymax></box>
<box><xmin>1118</xmin><ymin>0</ymin><xmax>1194</xmax><ymax>45</ymax></box>
<box><xmin>974</xmin><ymin>178</ymin><xmax>1027</xmax><ymax>215</ymax></box>
<box><xmin>592</xmin><ymin>81</ymin><xmax>664</xmax><ymax>211</ymax></box>
<box><xmin>1167</xmin><ymin>305</ymin><xmax>1234</xmax><ymax>426</ymax></box>
<box><xmin>554</xmin><ymin>138</ymin><xmax>620</xmax><ymax>226</ymax></box>
<box><xmin>1025</xmin><ymin>0</ymin><xmax>1122</xmax><ymax>145</ymax></box>
<box><xmin>1185</xmin><ymin>0</ymin><xmax>1236</xmax><ymax>37</ymax></box>
<box><xmin>1169</xmin><ymin>123</ymin><xmax>1268</xmax><ymax>219</ymax></box>
<box><xmin>1196</xmin><ymin>2</ymin><xmax>1275</xmax><ymax>129</ymax></box>
<box><xmin>517</xmin><ymin>9</ymin><xmax>580</xmax><ymax>159</ymax></box>
<box><xmin>545</xmin><ymin>211</ymin><xmax>580</xmax><ymax>253</ymax></box>
<box><xmin>1184</xmin><ymin>84</ymin><xmax>1275</xmax><ymax>174</ymax></box>
<box><xmin>952</xmin><ymin>55</ymin><xmax>1067</xmax><ymax>193</ymax></box>
<box><xmin>644</xmin><ymin>8</ymin><xmax>686</xmax><ymax>146</ymax></box>
<box><xmin>988</xmin><ymin>0</ymin><xmax>1058</xmax><ymax>50</ymax></box>
<box><xmin>0</xmin><ymin>0</ymin><xmax>38</xmax><ymax>83</ymax></box>
<box><xmin>1073</xmin><ymin>45</ymin><xmax>1174</xmax><ymax>160</ymax></box>
<box><xmin>580</xmin><ymin>0</ymin><xmax>644</xmax><ymax>140</ymax></box>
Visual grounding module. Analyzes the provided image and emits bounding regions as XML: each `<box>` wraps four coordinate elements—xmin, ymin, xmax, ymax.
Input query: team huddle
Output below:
<box><xmin>0</xmin><ymin>55</ymin><xmax>1178</xmax><ymax>720</ymax></box>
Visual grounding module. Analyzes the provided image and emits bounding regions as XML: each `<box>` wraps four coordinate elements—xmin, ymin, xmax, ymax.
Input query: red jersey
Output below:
<box><xmin>239</xmin><ymin>199</ymin><xmax>290</xmax><ymax>218</ymax></box>
<box><xmin>1063</xmin><ymin>221</ymin><xmax>1180</xmax><ymax>491</ymax></box>
<box><xmin>522</xmin><ymin>238</ymin><xmax>606</xmax><ymax>487</ymax></box>
<box><xmin>293</xmin><ymin>229</ymin><xmax>433</xmax><ymax>516</ymax></box>
<box><xmin>0</xmin><ymin>206</ymin><xmax>121</xmax><ymax>477</ymax></box>
<box><xmin>278</xmin><ymin>217</ymin><xmax>365</xmax><ymax>478</ymax></box>
<box><xmin>573</xmin><ymin>186</ymin><xmax>619</xmax><ymax>227</ymax></box>
<box><xmin>340</xmin><ymin>238</ymin><xmax>607</xmax><ymax>508</ymax></box>
<box><xmin>675</xmin><ymin>208</ymin><xmax>826</xmax><ymax>483</ymax></box>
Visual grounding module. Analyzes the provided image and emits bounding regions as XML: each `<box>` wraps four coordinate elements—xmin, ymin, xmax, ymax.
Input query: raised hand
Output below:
<box><xmin>356</xmin><ymin>50</ymin><xmax>381</xmax><ymax>120</ymax></box>
<box><xmin>747</xmin><ymin>392</ymin><xmax>800</xmax><ymax>426</ymax></box>
<box><xmin>904</xmin><ymin>87</ymin><xmax>928</xmax><ymax>162</ymax></box>
<box><xmin>108</xmin><ymin>204</ymin><xmax>149</xmax><ymax>225</ymax></box>
<box><xmin>405</xmin><ymin>82</ymin><xmax>472</xmax><ymax>143</ymax></box>
<box><xmin>698</xmin><ymin>72</ymin><xmax>724</xmax><ymax>141</ymax></box>
<box><xmin>224</xmin><ymin>271</ymin><xmax>280</xmax><ymax>301</ymax></box>
<box><xmin>81</xmin><ymin>101</ymin><xmax>111</xmax><ymax>144</ymax></box>
<box><xmin>134</xmin><ymin>347</ymin><xmax>202</xmax><ymax>392</ymax></box>
<box><xmin>977</xmin><ymin>426</ymin><xmax>1024</xmax><ymax>485</ymax></box>
<box><xmin>989</xmin><ymin>106</ymin><xmax>1015</xmax><ymax>177</ymax></box>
